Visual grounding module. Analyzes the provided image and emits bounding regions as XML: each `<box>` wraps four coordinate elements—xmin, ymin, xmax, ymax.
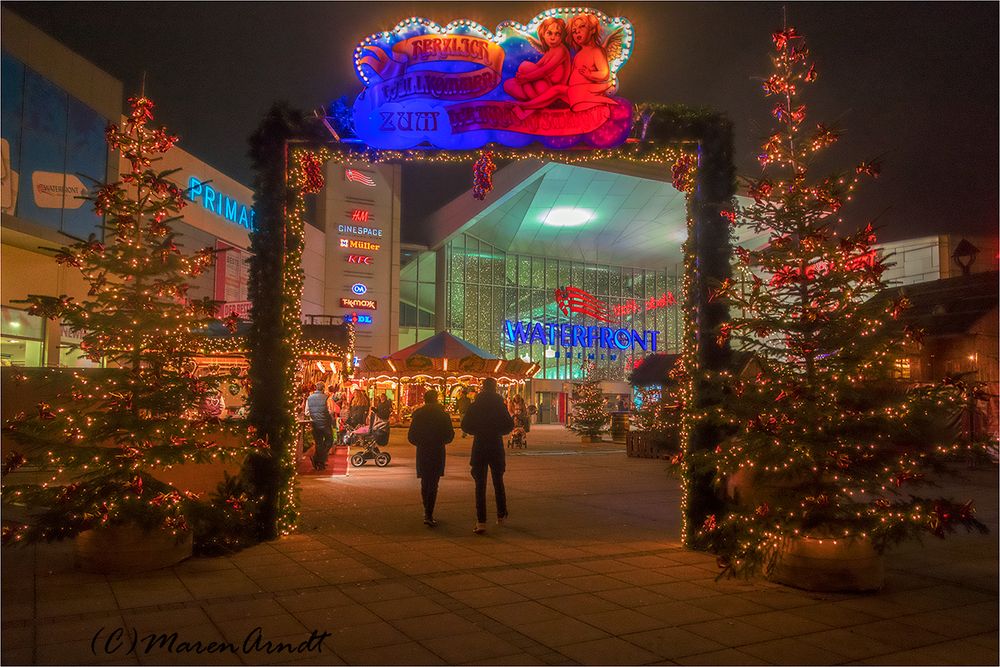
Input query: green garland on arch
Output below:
<box><xmin>248</xmin><ymin>102</ymin><xmax>736</xmax><ymax>543</ymax></box>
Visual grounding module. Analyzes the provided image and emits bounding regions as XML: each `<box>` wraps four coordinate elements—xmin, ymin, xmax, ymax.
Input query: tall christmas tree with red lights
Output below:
<box><xmin>1</xmin><ymin>96</ymin><xmax>247</xmax><ymax>545</ymax></box>
<box><xmin>697</xmin><ymin>26</ymin><xmax>988</xmax><ymax>578</ymax></box>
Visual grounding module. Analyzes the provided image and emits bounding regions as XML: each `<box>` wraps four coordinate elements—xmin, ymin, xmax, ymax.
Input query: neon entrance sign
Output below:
<box><xmin>187</xmin><ymin>177</ymin><xmax>255</xmax><ymax>230</ymax></box>
<box><xmin>351</xmin><ymin>8</ymin><xmax>634</xmax><ymax>150</ymax></box>
<box><xmin>504</xmin><ymin>320</ymin><xmax>660</xmax><ymax>351</ymax></box>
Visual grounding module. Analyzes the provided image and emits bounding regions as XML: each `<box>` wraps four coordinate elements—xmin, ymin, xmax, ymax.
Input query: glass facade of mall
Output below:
<box><xmin>440</xmin><ymin>233</ymin><xmax>683</xmax><ymax>381</ymax></box>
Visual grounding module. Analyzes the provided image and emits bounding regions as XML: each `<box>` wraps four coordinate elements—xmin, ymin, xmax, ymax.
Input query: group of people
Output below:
<box><xmin>303</xmin><ymin>383</ymin><xmax>393</xmax><ymax>471</ymax></box>
<box><xmin>407</xmin><ymin>378</ymin><xmax>517</xmax><ymax>533</ymax></box>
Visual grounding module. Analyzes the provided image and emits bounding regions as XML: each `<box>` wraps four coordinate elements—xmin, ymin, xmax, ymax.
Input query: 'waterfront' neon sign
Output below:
<box><xmin>503</xmin><ymin>320</ymin><xmax>659</xmax><ymax>351</ymax></box>
<box><xmin>350</xmin><ymin>8</ymin><xmax>635</xmax><ymax>151</ymax></box>
<box><xmin>188</xmin><ymin>177</ymin><xmax>255</xmax><ymax>230</ymax></box>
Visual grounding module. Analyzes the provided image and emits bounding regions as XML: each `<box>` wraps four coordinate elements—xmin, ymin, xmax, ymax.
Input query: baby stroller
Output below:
<box><xmin>508</xmin><ymin>425</ymin><xmax>527</xmax><ymax>449</ymax></box>
<box><xmin>346</xmin><ymin>414</ymin><xmax>392</xmax><ymax>467</ymax></box>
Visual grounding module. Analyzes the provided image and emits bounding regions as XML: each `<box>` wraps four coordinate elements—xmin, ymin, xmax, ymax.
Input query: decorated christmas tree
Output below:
<box><xmin>2</xmin><ymin>96</ymin><xmax>249</xmax><ymax>546</ymax></box>
<box><xmin>568</xmin><ymin>364</ymin><xmax>610</xmax><ymax>439</ymax></box>
<box><xmin>695</xmin><ymin>25</ymin><xmax>988</xmax><ymax>578</ymax></box>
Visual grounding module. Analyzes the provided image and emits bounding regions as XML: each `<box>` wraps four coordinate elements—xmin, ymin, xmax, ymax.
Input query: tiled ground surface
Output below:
<box><xmin>2</xmin><ymin>425</ymin><xmax>997</xmax><ymax>665</ymax></box>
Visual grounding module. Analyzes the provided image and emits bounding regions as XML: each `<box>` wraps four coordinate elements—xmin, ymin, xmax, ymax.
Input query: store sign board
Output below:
<box><xmin>503</xmin><ymin>320</ymin><xmax>660</xmax><ymax>351</ymax></box>
<box><xmin>188</xmin><ymin>177</ymin><xmax>255</xmax><ymax>230</ymax></box>
<box><xmin>351</xmin><ymin>8</ymin><xmax>634</xmax><ymax>150</ymax></box>
<box><xmin>343</xmin><ymin>312</ymin><xmax>374</xmax><ymax>325</ymax></box>
<box><xmin>346</xmin><ymin>254</ymin><xmax>374</xmax><ymax>264</ymax></box>
<box><xmin>339</xmin><ymin>238</ymin><xmax>381</xmax><ymax>250</ymax></box>
<box><xmin>337</xmin><ymin>224</ymin><xmax>383</xmax><ymax>237</ymax></box>
<box><xmin>341</xmin><ymin>297</ymin><xmax>377</xmax><ymax>310</ymax></box>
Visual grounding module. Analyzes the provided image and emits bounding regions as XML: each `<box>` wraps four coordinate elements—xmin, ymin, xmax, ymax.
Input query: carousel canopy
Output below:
<box><xmin>355</xmin><ymin>331</ymin><xmax>537</xmax><ymax>382</ymax></box>
<box><xmin>388</xmin><ymin>331</ymin><xmax>496</xmax><ymax>361</ymax></box>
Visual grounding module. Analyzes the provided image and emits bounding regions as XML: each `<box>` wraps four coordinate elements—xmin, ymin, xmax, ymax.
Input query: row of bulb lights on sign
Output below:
<box><xmin>354</xmin><ymin>8</ymin><xmax>634</xmax><ymax>86</ymax></box>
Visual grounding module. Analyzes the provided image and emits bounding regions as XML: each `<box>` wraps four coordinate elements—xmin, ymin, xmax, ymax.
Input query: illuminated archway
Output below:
<box><xmin>243</xmin><ymin>8</ymin><xmax>734</xmax><ymax>544</ymax></box>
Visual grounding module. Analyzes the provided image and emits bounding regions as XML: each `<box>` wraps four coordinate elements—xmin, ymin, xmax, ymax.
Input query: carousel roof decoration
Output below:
<box><xmin>355</xmin><ymin>331</ymin><xmax>539</xmax><ymax>383</ymax></box>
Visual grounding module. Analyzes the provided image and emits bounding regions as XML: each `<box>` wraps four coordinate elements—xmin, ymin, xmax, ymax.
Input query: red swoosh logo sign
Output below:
<box><xmin>554</xmin><ymin>286</ymin><xmax>614</xmax><ymax>323</ymax></box>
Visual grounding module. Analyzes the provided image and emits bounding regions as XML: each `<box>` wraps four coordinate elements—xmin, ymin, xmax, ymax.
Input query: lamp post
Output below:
<box><xmin>952</xmin><ymin>238</ymin><xmax>980</xmax><ymax>276</ymax></box>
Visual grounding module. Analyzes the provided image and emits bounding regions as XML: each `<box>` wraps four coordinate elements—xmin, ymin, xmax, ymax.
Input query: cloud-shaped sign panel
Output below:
<box><xmin>351</xmin><ymin>8</ymin><xmax>635</xmax><ymax>151</ymax></box>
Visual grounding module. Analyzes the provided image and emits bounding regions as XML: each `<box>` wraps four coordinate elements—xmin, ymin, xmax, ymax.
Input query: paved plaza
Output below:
<box><xmin>2</xmin><ymin>425</ymin><xmax>997</xmax><ymax>665</ymax></box>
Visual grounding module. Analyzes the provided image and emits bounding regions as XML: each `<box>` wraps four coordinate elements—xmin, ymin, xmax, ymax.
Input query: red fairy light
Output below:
<box><xmin>721</xmin><ymin>209</ymin><xmax>737</xmax><ymax>224</ymax></box>
<box><xmin>671</xmin><ymin>154</ymin><xmax>696</xmax><ymax>193</ymax></box>
<box><xmin>222</xmin><ymin>312</ymin><xmax>241</xmax><ymax>333</ymax></box>
<box><xmin>37</xmin><ymin>402</ymin><xmax>56</xmax><ymax>420</ymax></box>
<box><xmin>762</xmin><ymin>74</ymin><xmax>788</xmax><ymax>96</ymax></box>
<box><xmin>811</xmin><ymin>124</ymin><xmax>839</xmax><ymax>150</ymax></box>
<box><xmin>755</xmin><ymin>503</ymin><xmax>770</xmax><ymax>518</ymax></box>
<box><xmin>702</xmin><ymin>514</ymin><xmax>718</xmax><ymax>532</ymax></box>
<box><xmin>856</xmin><ymin>160</ymin><xmax>882</xmax><ymax>178</ymax></box>
<box><xmin>301</xmin><ymin>152</ymin><xmax>326</xmax><ymax>194</ymax></box>
<box><xmin>772</xmin><ymin>26</ymin><xmax>801</xmax><ymax>50</ymax></box>
<box><xmin>472</xmin><ymin>151</ymin><xmax>497</xmax><ymax>200</ymax></box>
<box><xmin>749</xmin><ymin>181</ymin><xmax>773</xmax><ymax>203</ymax></box>
<box><xmin>708</xmin><ymin>278</ymin><xmax>734</xmax><ymax>302</ymax></box>
<box><xmin>788</xmin><ymin>105</ymin><xmax>807</xmax><ymax>124</ymax></box>
<box><xmin>805</xmin><ymin>63</ymin><xmax>818</xmax><ymax>82</ymax></box>
<box><xmin>128</xmin><ymin>96</ymin><xmax>155</xmax><ymax>125</ymax></box>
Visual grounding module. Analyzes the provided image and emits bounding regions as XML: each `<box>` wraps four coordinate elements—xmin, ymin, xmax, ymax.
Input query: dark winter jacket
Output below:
<box><xmin>461</xmin><ymin>390</ymin><xmax>515</xmax><ymax>468</ymax></box>
<box><xmin>375</xmin><ymin>398</ymin><xmax>392</xmax><ymax>421</ymax></box>
<box><xmin>407</xmin><ymin>402</ymin><xmax>455</xmax><ymax>478</ymax></box>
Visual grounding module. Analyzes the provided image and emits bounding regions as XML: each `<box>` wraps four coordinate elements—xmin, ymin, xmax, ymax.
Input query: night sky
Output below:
<box><xmin>7</xmin><ymin>1</ymin><xmax>998</xmax><ymax>242</ymax></box>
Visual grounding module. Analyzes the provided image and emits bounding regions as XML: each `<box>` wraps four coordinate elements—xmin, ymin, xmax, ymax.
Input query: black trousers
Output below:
<box><xmin>471</xmin><ymin>462</ymin><xmax>507</xmax><ymax>523</ymax></box>
<box><xmin>420</xmin><ymin>475</ymin><xmax>441</xmax><ymax>518</ymax></box>
<box><xmin>310</xmin><ymin>423</ymin><xmax>333</xmax><ymax>468</ymax></box>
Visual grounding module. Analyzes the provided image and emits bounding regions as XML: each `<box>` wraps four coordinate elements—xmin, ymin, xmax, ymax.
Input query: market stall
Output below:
<box><xmin>353</xmin><ymin>332</ymin><xmax>539</xmax><ymax>423</ymax></box>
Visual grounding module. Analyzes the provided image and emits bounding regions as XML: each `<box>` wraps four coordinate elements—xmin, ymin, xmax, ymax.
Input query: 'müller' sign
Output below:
<box><xmin>351</xmin><ymin>7</ymin><xmax>635</xmax><ymax>151</ymax></box>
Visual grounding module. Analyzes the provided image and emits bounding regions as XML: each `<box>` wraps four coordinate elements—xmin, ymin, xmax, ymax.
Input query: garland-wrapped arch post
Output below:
<box><xmin>244</xmin><ymin>103</ymin><xmax>328</xmax><ymax>539</ymax></box>
<box><xmin>246</xmin><ymin>102</ymin><xmax>735</xmax><ymax>546</ymax></box>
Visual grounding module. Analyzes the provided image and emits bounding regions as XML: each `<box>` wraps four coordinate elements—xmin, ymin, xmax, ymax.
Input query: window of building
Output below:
<box><xmin>1</xmin><ymin>306</ymin><xmax>44</xmax><ymax>367</ymax></box>
<box><xmin>399</xmin><ymin>247</ymin><xmax>436</xmax><ymax>348</ymax></box>
<box><xmin>893</xmin><ymin>357</ymin><xmax>912</xmax><ymax>380</ymax></box>
<box><xmin>1</xmin><ymin>51</ymin><xmax>108</xmax><ymax>239</ymax></box>
<box><xmin>444</xmin><ymin>233</ymin><xmax>683</xmax><ymax>381</ymax></box>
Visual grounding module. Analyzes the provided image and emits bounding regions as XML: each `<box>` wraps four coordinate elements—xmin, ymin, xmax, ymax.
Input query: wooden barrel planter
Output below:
<box><xmin>75</xmin><ymin>525</ymin><xmax>193</xmax><ymax>574</ymax></box>
<box><xmin>770</xmin><ymin>536</ymin><xmax>884</xmax><ymax>593</ymax></box>
<box><xmin>625</xmin><ymin>431</ymin><xmax>679</xmax><ymax>458</ymax></box>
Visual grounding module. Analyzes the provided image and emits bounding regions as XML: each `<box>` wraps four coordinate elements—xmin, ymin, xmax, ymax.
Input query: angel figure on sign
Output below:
<box><xmin>566</xmin><ymin>13</ymin><xmax>625</xmax><ymax>112</ymax></box>
<box><xmin>504</xmin><ymin>17</ymin><xmax>572</xmax><ymax>114</ymax></box>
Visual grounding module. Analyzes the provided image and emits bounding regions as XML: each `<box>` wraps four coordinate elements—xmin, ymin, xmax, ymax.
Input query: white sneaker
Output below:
<box><xmin>473</xmin><ymin>522</ymin><xmax>486</xmax><ymax>534</ymax></box>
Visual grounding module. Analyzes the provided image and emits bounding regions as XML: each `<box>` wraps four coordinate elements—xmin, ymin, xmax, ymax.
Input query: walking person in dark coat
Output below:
<box><xmin>407</xmin><ymin>389</ymin><xmax>455</xmax><ymax>527</ymax></box>
<box><xmin>461</xmin><ymin>378</ymin><xmax>515</xmax><ymax>534</ymax></box>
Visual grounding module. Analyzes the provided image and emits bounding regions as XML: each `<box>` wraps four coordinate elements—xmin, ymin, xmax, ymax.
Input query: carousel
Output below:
<box><xmin>353</xmin><ymin>332</ymin><xmax>539</xmax><ymax>423</ymax></box>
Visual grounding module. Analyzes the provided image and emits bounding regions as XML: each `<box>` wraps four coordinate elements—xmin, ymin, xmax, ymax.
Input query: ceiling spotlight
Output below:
<box><xmin>541</xmin><ymin>207</ymin><xmax>593</xmax><ymax>227</ymax></box>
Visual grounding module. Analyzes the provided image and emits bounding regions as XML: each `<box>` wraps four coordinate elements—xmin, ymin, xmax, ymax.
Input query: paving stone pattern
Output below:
<box><xmin>3</xmin><ymin>426</ymin><xmax>997</xmax><ymax>665</ymax></box>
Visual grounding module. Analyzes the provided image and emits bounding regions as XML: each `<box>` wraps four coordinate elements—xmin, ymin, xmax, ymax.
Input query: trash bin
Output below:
<box><xmin>610</xmin><ymin>412</ymin><xmax>629</xmax><ymax>442</ymax></box>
